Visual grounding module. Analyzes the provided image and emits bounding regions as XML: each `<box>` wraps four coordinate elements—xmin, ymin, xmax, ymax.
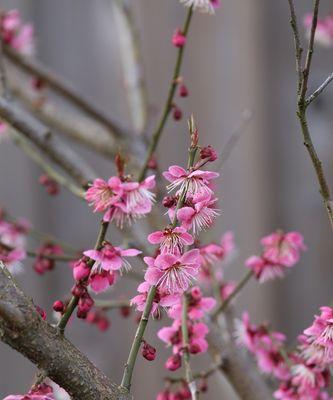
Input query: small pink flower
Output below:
<box><xmin>3</xmin><ymin>383</ymin><xmax>55</xmax><ymax>400</ymax></box>
<box><xmin>89</xmin><ymin>270</ymin><xmax>116</xmax><ymax>293</ymax></box>
<box><xmin>172</xmin><ymin>29</ymin><xmax>186</xmax><ymax>48</ymax></box>
<box><xmin>245</xmin><ymin>255</ymin><xmax>286</xmax><ymax>283</ymax></box>
<box><xmin>144</xmin><ymin>249</ymin><xmax>200</xmax><ymax>294</ymax></box>
<box><xmin>85</xmin><ymin>177</ymin><xmax>123</xmax><ymax>213</ymax></box>
<box><xmin>121</xmin><ymin>175</ymin><xmax>156</xmax><ymax>214</ymax></box>
<box><xmin>261</xmin><ymin>231</ymin><xmax>306</xmax><ymax>268</ymax></box>
<box><xmin>168</xmin><ymin>286</ymin><xmax>216</xmax><ymax>320</ymax></box>
<box><xmin>148</xmin><ymin>226</ymin><xmax>193</xmax><ymax>254</ymax></box>
<box><xmin>177</xmin><ymin>192</ymin><xmax>219</xmax><ymax>234</ymax></box>
<box><xmin>163</xmin><ymin>165</ymin><xmax>219</xmax><ymax>197</ymax></box>
<box><xmin>131</xmin><ymin>281</ymin><xmax>180</xmax><ymax>315</ymax></box>
<box><xmin>199</xmin><ymin>231</ymin><xmax>235</xmax><ymax>267</ymax></box>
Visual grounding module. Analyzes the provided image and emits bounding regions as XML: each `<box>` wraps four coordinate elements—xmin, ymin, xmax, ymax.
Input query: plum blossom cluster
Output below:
<box><xmin>235</xmin><ymin>309</ymin><xmax>333</xmax><ymax>399</ymax></box>
<box><xmin>0</xmin><ymin>9</ymin><xmax>34</xmax><ymax>55</ymax></box>
<box><xmin>245</xmin><ymin>231</ymin><xmax>306</xmax><ymax>283</ymax></box>
<box><xmin>304</xmin><ymin>13</ymin><xmax>333</xmax><ymax>47</ymax></box>
<box><xmin>86</xmin><ymin>175</ymin><xmax>155</xmax><ymax>228</ymax></box>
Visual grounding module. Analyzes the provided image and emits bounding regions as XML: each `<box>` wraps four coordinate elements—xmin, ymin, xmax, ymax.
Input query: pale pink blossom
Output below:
<box><xmin>163</xmin><ymin>165</ymin><xmax>219</xmax><ymax>197</ymax></box>
<box><xmin>245</xmin><ymin>255</ymin><xmax>286</xmax><ymax>283</ymax></box>
<box><xmin>0</xmin><ymin>245</ymin><xmax>26</xmax><ymax>274</ymax></box>
<box><xmin>147</xmin><ymin>226</ymin><xmax>193</xmax><ymax>254</ymax></box>
<box><xmin>177</xmin><ymin>192</ymin><xmax>219</xmax><ymax>234</ymax></box>
<box><xmin>261</xmin><ymin>231</ymin><xmax>306</xmax><ymax>267</ymax></box>
<box><xmin>291</xmin><ymin>363</ymin><xmax>329</xmax><ymax>395</ymax></box>
<box><xmin>168</xmin><ymin>286</ymin><xmax>216</xmax><ymax>320</ymax></box>
<box><xmin>3</xmin><ymin>383</ymin><xmax>54</xmax><ymax>400</ymax></box>
<box><xmin>199</xmin><ymin>231</ymin><xmax>235</xmax><ymax>268</ymax></box>
<box><xmin>158</xmin><ymin>319</ymin><xmax>209</xmax><ymax>355</ymax></box>
<box><xmin>144</xmin><ymin>249</ymin><xmax>200</xmax><ymax>294</ymax></box>
<box><xmin>85</xmin><ymin>177</ymin><xmax>123</xmax><ymax>213</ymax></box>
<box><xmin>180</xmin><ymin>0</ymin><xmax>221</xmax><ymax>14</ymax></box>
<box><xmin>131</xmin><ymin>281</ymin><xmax>180</xmax><ymax>315</ymax></box>
<box><xmin>84</xmin><ymin>242</ymin><xmax>141</xmax><ymax>273</ymax></box>
<box><xmin>0</xmin><ymin>217</ymin><xmax>30</xmax><ymax>248</ymax></box>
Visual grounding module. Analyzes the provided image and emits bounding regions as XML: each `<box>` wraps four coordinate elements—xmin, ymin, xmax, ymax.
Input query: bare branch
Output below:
<box><xmin>0</xmin><ymin>97</ymin><xmax>97</xmax><ymax>187</ymax></box>
<box><xmin>306</xmin><ymin>72</ymin><xmax>333</xmax><ymax>105</ymax></box>
<box><xmin>0</xmin><ymin>262</ymin><xmax>131</xmax><ymax>400</ymax></box>
<box><xmin>3</xmin><ymin>45</ymin><xmax>133</xmax><ymax>140</ymax></box>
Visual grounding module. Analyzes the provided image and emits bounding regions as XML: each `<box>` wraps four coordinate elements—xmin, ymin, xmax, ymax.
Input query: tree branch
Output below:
<box><xmin>306</xmin><ymin>72</ymin><xmax>333</xmax><ymax>105</ymax></box>
<box><xmin>0</xmin><ymin>262</ymin><xmax>131</xmax><ymax>400</ymax></box>
<box><xmin>3</xmin><ymin>45</ymin><xmax>133</xmax><ymax>141</ymax></box>
<box><xmin>0</xmin><ymin>97</ymin><xmax>97</xmax><ymax>187</ymax></box>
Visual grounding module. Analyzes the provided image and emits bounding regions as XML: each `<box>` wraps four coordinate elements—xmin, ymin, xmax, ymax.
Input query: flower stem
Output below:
<box><xmin>212</xmin><ymin>270</ymin><xmax>253</xmax><ymax>320</ymax></box>
<box><xmin>137</xmin><ymin>7</ymin><xmax>193</xmax><ymax>182</ymax></box>
<box><xmin>57</xmin><ymin>221</ymin><xmax>109</xmax><ymax>334</ymax></box>
<box><xmin>181</xmin><ymin>293</ymin><xmax>198</xmax><ymax>400</ymax></box>
<box><xmin>120</xmin><ymin>285</ymin><xmax>157</xmax><ymax>391</ymax></box>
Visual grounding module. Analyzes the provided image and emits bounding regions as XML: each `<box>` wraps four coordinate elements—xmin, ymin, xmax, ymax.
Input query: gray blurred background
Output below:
<box><xmin>0</xmin><ymin>0</ymin><xmax>333</xmax><ymax>398</ymax></box>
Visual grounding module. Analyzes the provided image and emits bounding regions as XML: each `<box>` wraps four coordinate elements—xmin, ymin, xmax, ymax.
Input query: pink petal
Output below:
<box><xmin>144</xmin><ymin>267</ymin><xmax>163</xmax><ymax>285</ymax></box>
<box><xmin>147</xmin><ymin>231</ymin><xmax>164</xmax><ymax>244</ymax></box>
<box><xmin>121</xmin><ymin>248</ymin><xmax>142</xmax><ymax>257</ymax></box>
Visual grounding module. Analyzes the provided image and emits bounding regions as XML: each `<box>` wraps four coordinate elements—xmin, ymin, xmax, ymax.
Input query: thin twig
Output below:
<box><xmin>165</xmin><ymin>362</ymin><xmax>223</xmax><ymax>385</ymax></box>
<box><xmin>94</xmin><ymin>299</ymin><xmax>130</xmax><ymax>310</ymax></box>
<box><xmin>306</xmin><ymin>72</ymin><xmax>333</xmax><ymax>105</ymax></box>
<box><xmin>137</xmin><ymin>7</ymin><xmax>193</xmax><ymax>181</ymax></box>
<box><xmin>11</xmin><ymin>130</ymin><xmax>85</xmax><ymax>199</ymax></box>
<box><xmin>181</xmin><ymin>293</ymin><xmax>199</xmax><ymax>400</ymax></box>
<box><xmin>212</xmin><ymin>270</ymin><xmax>253</xmax><ymax>320</ymax></box>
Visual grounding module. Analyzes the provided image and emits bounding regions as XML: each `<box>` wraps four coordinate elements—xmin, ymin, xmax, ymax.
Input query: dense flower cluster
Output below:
<box><xmin>85</xmin><ymin>175</ymin><xmax>155</xmax><ymax>227</ymax></box>
<box><xmin>245</xmin><ymin>231</ymin><xmax>305</xmax><ymax>283</ymax></box>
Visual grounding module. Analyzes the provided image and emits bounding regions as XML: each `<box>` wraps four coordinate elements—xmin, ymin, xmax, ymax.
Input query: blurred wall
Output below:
<box><xmin>0</xmin><ymin>0</ymin><xmax>333</xmax><ymax>398</ymax></box>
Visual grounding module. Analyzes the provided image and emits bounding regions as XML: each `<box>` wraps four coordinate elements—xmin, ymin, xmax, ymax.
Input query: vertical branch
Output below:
<box><xmin>287</xmin><ymin>0</ymin><xmax>333</xmax><ymax>230</ymax></box>
<box><xmin>137</xmin><ymin>7</ymin><xmax>194</xmax><ymax>181</ymax></box>
<box><xmin>181</xmin><ymin>293</ymin><xmax>198</xmax><ymax>400</ymax></box>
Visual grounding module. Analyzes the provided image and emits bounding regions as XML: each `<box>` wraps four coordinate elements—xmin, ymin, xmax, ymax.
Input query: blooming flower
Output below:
<box><xmin>84</xmin><ymin>242</ymin><xmax>141</xmax><ymax>273</ymax></box>
<box><xmin>144</xmin><ymin>249</ymin><xmax>200</xmax><ymax>294</ymax></box>
<box><xmin>147</xmin><ymin>226</ymin><xmax>193</xmax><ymax>254</ymax></box>
<box><xmin>163</xmin><ymin>165</ymin><xmax>219</xmax><ymax>197</ymax></box>
<box><xmin>168</xmin><ymin>286</ymin><xmax>216</xmax><ymax>320</ymax></box>
<box><xmin>158</xmin><ymin>319</ymin><xmax>209</xmax><ymax>355</ymax></box>
<box><xmin>0</xmin><ymin>217</ymin><xmax>30</xmax><ymax>248</ymax></box>
<box><xmin>180</xmin><ymin>0</ymin><xmax>221</xmax><ymax>14</ymax></box>
<box><xmin>199</xmin><ymin>231</ymin><xmax>235</xmax><ymax>268</ymax></box>
<box><xmin>177</xmin><ymin>192</ymin><xmax>219</xmax><ymax>234</ymax></box>
<box><xmin>131</xmin><ymin>281</ymin><xmax>180</xmax><ymax>316</ymax></box>
<box><xmin>85</xmin><ymin>177</ymin><xmax>123</xmax><ymax>213</ymax></box>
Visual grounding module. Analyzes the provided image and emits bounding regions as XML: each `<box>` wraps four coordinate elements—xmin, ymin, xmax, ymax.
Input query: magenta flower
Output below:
<box><xmin>163</xmin><ymin>165</ymin><xmax>219</xmax><ymax>197</ymax></box>
<box><xmin>177</xmin><ymin>192</ymin><xmax>219</xmax><ymax>234</ymax></box>
<box><xmin>144</xmin><ymin>249</ymin><xmax>200</xmax><ymax>295</ymax></box>
<box><xmin>89</xmin><ymin>270</ymin><xmax>116</xmax><ymax>293</ymax></box>
<box><xmin>84</xmin><ymin>242</ymin><xmax>141</xmax><ymax>272</ymax></box>
<box><xmin>168</xmin><ymin>286</ymin><xmax>216</xmax><ymax>320</ymax></box>
<box><xmin>147</xmin><ymin>226</ymin><xmax>193</xmax><ymax>254</ymax></box>
<box><xmin>131</xmin><ymin>281</ymin><xmax>180</xmax><ymax>316</ymax></box>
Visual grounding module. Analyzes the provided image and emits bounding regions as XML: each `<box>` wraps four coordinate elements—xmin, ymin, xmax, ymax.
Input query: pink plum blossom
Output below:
<box><xmin>131</xmin><ymin>281</ymin><xmax>180</xmax><ymax>316</ymax></box>
<box><xmin>85</xmin><ymin>177</ymin><xmax>123</xmax><ymax>213</ymax></box>
<box><xmin>84</xmin><ymin>242</ymin><xmax>141</xmax><ymax>273</ymax></box>
<box><xmin>147</xmin><ymin>226</ymin><xmax>193</xmax><ymax>254</ymax></box>
<box><xmin>3</xmin><ymin>383</ymin><xmax>55</xmax><ymax>400</ymax></box>
<box><xmin>0</xmin><ymin>245</ymin><xmax>26</xmax><ymax>274</ymax></box>
<box><xmin>168</xmin><ymin>286</ymin><xmax>216</xmax><ymax>320</ymax></box>
<box><xmin>144</xmin><ymin>249</ymin><xmax>200</xmax><ymax>295</ymax></box>
<box><xmin>163</xmin><ymin>165</ymin><xmax>219</xmax><ymax>197</ymax></box>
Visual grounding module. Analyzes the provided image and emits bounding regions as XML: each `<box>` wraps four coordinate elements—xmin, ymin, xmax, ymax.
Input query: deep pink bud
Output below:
<box><xmin>73</xmin><ymin>259</ymin><xmax>90</xmax><ymax>281</ymax></box>
<box><xmin>179</xmin><ymin>385</ymin><xmax>191</xmax><ymax>399</ymax></box>
<box><xmin>147</xmin><ymin>155</ymin><xmax>158</xmax><ymax>170</ymax></box>
<box><xmin>142</xmin><ymin>341</ymin><xmax>156</xmax><ymax>361</ymax></box>
<box><xmin>53</xmin><ymin>300</ymin><xmax>65</xmax><ymax>313</ymax></box>
<box><xmin>35</xmin><ymin>305</ymin><xmax>46</xmax><ymax>320</ymax></box>
<box><xmin>199</xmin><ymin>378</ymin><xmax>208</xmax><ymax>393</ymax></box>
<box><xmin>120</xmin><ymin>306</ymin><xmax>131</xmax><ymax>318</ymax></box>
<box><xmin>86</xmin><ymin>310</ymin><xmax>98</xmax><ymax>323</ymax></box>
<box><xmin>189</xmin><ymin>343</ymin><xmax>201</xmax><ymax>354</ymax></box>
<box><xmin>200</xmin><ymin>145</ymin><xmax>218</xmax><ymax>162</ymax></box>
<box><xmin>165</xmin><ymin>354</ymin><xmax>181</xmax><ymax>371</ymax></box>
<box><xmin>71</xmin><ymin>283</ymin><xmax>87</xmax><ymax>297</ymax></box>
<box><xmin>173</xmin><ymin>106</ymin><xmax>182</xmax><ymax>121</ymax></box>
<box><xmin>172</xmin><ymin>29</ymin><xmax>186</xmax><ymax>48</ymax></box>
<box><xmin>97</xmin><ymin>317</ymin><xmax>110</xmax><ymax>332</ymax></box>
<box><xmin>77</xmin><ymin>308</ymin><xmax>88</xmax><ymax>319</ymax></box>
<box><xmin>190</xmin><ymin>286</ymin><xmax>202</xmax><ymax>300</ymax></box>
<box><xmin>78</xmin><ymin>293</ymin><xmax>94</xmax><ymax>313</ymax></box>
<box><xmin>156</xmin><ymin>391</ymin><xmax>170</xmax><ymax>400</ymax></box>
<box><xmin>179</xmin><ymin>84</ymin><xmax>189</xmax><ymax>97</ymax></box>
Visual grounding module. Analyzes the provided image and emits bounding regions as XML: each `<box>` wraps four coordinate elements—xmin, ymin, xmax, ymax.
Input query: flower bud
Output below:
<box><xmin>179</xmin><ymin>84</ymin><xmax>189</xmax><ymax>97</ymax></box>
<box><xmin>165</xmin><ymin>354</ymin><xmax>181</xmax><ymax>371</ymax></box>
<box><xmin>172</xmin><ymin>29</ymin><xmax>186</xmax><ymax>48</ymax></box>
<box><xmin>53</xmin><ymin>300</ymin><xmax>65</xmax><ymax>313</ymax></box>
<box><xmin>73</xmin><ymin>259</ymin><xmax>90</xmax><ymax>281</ymax></box>
<box><xmin>189</xmin><ymin>343</ymin><xmax>201</xmax><ymax>354</ymax></box>
<box><xmin>142</xmin><ymin>341</ymin><xmax>156</xmax><ymax>361</ymax></box>
<box><xmin>200</xmin><ymin>145</ymin><xmax>218</xmax><ymax>162</ymax></box>
<box><xmin>173</xmin><ymin>106</ymin><xmax>182</xmax><ymax>121</ymax></box>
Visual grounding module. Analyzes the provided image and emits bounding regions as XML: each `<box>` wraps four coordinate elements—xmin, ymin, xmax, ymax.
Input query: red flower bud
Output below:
<box><xmin>165</xmin><ymin>354</ymin><xmax>181</xmax><ymax>371</ymax></box>
<box><xmin>53</xmin><ymin>300</ymin><xmax>65</xmax><ymax>313</ymax></box>
<box><xmin>172</xmin><ymin>29</ymin><xmax>186</xmax><ymax>48</ymax></box>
